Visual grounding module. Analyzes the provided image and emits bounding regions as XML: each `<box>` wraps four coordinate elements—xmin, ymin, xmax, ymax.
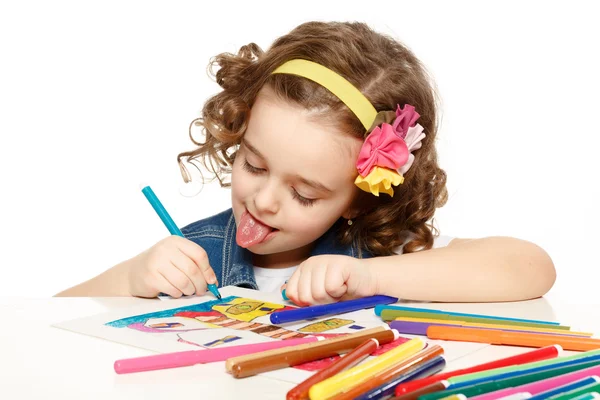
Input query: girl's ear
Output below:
<box><xmin>342</xmin><ymin>208</ymin><xmax>360</xmax><ymax>220</ymax></box>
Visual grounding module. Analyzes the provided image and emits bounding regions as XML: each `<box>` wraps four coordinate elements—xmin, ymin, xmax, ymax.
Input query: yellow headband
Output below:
<box><xmin>271</xmin><ymin>59</ymin><xmax>377</xmax><ymax>131</ymax></box>
<box><xmin>271</xmin><ymin>59</ymin><xmax>425</xmax><ymax>197</ymax></box>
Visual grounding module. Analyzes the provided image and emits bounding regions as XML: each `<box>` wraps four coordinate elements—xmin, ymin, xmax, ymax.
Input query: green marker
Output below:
<box><xmin>449</xmin><ymin>349</ymin><xmax>600</xmax><ymax>384</ymax></box>
<box><xmin>419</xmin><ymin>359</ymin><xmax>600</xmax><ymax>400</ymax></box>
<box><xmin>380</xmin><ymin>309</ymin><xmax>570</xmax><ymax>330</ymax></box>
<box><xmin>141</xmin><ymin>185</ymin><xmax>221</xmax><ymax>300</ymax></box>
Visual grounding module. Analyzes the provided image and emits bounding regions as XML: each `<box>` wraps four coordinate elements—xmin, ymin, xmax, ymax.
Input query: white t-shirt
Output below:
<box><xmin>253</xmin><ymin>235</ymin><xmax>455</xmax><ymax>293</ymax></box>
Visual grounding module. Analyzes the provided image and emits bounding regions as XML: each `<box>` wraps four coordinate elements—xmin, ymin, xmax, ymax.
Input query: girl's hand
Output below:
<box><xmin>125</xmin><ymin>236</ymin><xmax>218</xmax><ymax>298</ymax></box>
<box><xmin>282</xmin><ymin>255</ymin><xmax>378</xmax><ymax>306</ymax></box>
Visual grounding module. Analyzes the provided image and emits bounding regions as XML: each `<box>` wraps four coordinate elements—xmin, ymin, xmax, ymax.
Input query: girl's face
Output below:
<box><xmin>231</xmin><ymin>85</ymin><xmax>363</xmax><ymax>266</ymax></box>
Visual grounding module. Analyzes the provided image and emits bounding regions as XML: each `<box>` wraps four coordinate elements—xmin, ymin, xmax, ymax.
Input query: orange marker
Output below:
<box><xmin>286</xmin><ymin>338</ymin><xmax>379</xmax><ymax>400</ymax></box>
<box><xmin>427</xmin><ymin>326</ymin><xmax>600</xmax><ymax>352</ymax></box>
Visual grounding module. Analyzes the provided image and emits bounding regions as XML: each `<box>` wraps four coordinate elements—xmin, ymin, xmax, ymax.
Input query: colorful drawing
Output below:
<box><xmin>298</xmin><ymin>318</ymin><xmax>353</xmax><ymax>333</ymax></box>
<box><xmin>105</xmin><ymin>296</ymin><xmax>307</xmax><ymax>343</ymax></box>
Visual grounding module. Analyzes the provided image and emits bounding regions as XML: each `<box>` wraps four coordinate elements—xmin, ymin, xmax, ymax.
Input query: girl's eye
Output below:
<box><xmin>243</xmin><ymin>160</ymin><xmax>265</xmax><ymax>174</ymax></box>
<box><xmin>291</xmin><ymin>189</ymin><xmax>317</xmax><ymax>207</ymax></box>
<box><xmin>243</xmin><ymin>159</ymin><xmax>317</xmax><ymax>207</ymax></box>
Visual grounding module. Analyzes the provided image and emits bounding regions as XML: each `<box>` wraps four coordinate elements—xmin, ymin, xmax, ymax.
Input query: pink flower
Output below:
<box><xmin>392</xmin><ymin>104</ymin><xmax>420</xmax><ymax>139</ymax></box>
<box><xmin>398</xmin><ymin>124</ymin><xmax>426</xmax><ymax>175</ymax></box>
<box><xmin>356</xmin><ymin>123</ymin><xmax>409</xmax><ymax>177</ymax></box>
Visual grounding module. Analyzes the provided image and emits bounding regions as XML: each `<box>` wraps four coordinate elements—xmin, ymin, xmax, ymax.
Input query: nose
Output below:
<box><xmin>254</xmin><ymin>178</ymin><xmax>280</xmax><ymax>215</ymax></box>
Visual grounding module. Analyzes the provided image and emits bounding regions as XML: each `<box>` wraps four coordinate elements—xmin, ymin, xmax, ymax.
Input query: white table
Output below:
<box><xmin>2</xmin><ymin>292</ymin><xmax>599</xmax><ymax>400</ymax></box>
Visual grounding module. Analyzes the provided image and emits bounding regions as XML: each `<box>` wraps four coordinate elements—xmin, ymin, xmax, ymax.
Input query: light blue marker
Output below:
<box><xmin>141</xmin><ymin>185</ymin><xmax>222</xmax><ymax>300</ymax></box>
<box><xmin>571</xmin><ymin>393</ymin><xmax>600</xmax><ymax>400</ymax></box>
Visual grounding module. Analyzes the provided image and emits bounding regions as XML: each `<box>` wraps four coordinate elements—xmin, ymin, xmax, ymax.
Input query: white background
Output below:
<box><xmin>1</xmin><ymin>1</ymin><xmax>598</xmax><ymax>300</ymax></box>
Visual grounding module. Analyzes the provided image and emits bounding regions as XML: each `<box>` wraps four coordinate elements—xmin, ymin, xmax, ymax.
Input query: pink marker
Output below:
<box><xmin>470</xmin><ymin>364</ymin><xmax>600</xmax><ymax>400</ymax></box>
<box><xmin>114</xmin><ymin>336</ymin><xmax>322</xmax><ymax>374</ymax></box>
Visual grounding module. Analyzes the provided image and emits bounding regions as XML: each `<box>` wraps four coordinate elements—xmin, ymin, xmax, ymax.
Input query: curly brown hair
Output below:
<box><xmin>178</xmin><ymin>21</ymin><xmax>448</xmax><ymax>256</ymax></box>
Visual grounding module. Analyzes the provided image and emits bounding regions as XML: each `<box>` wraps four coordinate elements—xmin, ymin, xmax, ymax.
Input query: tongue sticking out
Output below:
<box><xmin>236</xmin><ymin>211</ymin><xmax>274</xmax><ymax>248</ymax></box>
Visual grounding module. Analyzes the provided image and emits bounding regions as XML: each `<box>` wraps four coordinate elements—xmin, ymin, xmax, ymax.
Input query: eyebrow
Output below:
<box><xmin>242</xmin><ymin>138</ymin><xmax>266</xmax><ymax>160</ymax></box>
<box><xmin>294</xmin><ymin>175</ymin><xmax>333</xmax><ymax>194</ymax></box>
<box><xmin>242</xmin><ymin>138</ymin><xmax>333</xmax><ymax>193</ymax></box>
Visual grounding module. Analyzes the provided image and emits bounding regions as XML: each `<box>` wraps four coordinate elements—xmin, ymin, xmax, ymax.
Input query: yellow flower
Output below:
<box><xmin>354</xmin><ymin>166</ymin><xmax>404</xmax><ymax>196</ymax></box>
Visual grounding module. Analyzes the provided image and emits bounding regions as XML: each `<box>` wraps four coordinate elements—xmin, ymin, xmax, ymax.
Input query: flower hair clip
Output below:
<box><xmin>272</xmin><ymin>59</ymin><xmax>426</xmax><ymax>197</ymax></box>
<box><xmin>354</xmin><ymin>104</ymin><xmax>426</xmax><ymax>196</ymax></box>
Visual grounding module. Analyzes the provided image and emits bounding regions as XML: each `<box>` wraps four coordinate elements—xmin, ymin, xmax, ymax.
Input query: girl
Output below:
<box><xmin>57</xmin><ymin>21</ymin><xmax>556</xmax><ymax>304</ymax></box>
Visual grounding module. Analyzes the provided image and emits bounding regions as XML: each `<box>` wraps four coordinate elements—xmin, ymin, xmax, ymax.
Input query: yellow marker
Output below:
<box><xmin>394</xmin><ymin>316</ymin><xmax>594</xmax><ymax>337</ymax></box>
<box><xmin>309</xmin><ymin>337</ymin><xmax>425</xmax><ymax>400</ymax></box>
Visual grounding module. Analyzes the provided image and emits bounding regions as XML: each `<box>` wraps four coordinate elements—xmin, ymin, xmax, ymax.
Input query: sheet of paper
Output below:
<box><xmin>53</xmin><ymin>286</ymin><xmax>489</xmax><ymax>384</ymax></box>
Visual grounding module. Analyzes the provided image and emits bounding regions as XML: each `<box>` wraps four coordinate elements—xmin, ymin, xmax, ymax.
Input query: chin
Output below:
<box><xmin>238</xmin><ymin>239</ymin><xmax>298</xmax><ymax>256</ymax></box>
<box><xmin>237</xmin><ymin>240</ymin><xmax>279</xmax><ymax>254</ymax></box>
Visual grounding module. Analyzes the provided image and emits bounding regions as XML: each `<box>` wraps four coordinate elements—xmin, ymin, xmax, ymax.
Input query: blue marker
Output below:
<box><xmin>270</xmin><ymin>295</ymin><xmax>398</xmax><ymax>324</ymax></box>
<box><xmin>141</xmin><ymin>185</ymin><xmax>221</xmax><ymax>300</ymax></box>
<box><xmin>528</xmin><ymin>376</ymin><xmax>600</xmax><ymax>400</ymax></box>
<box><xmin>355</xmin><ymin>356</ymin><xmax>446</xmax><ymax>400</ymax></box>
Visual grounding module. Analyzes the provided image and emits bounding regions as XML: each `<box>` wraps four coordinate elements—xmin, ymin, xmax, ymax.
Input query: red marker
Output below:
<box><xmin>394</xmin><ymin>345</ymin><xmax>560</xmax><ymax>396</ymax></box>
<box><xmin>286</xmin><ymin>338</ymin><xmax>379</xmax><ymax>400</ymax></box>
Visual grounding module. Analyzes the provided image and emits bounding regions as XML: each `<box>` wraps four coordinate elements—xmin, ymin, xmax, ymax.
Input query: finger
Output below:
<box><xmin>285</xmin><ymin>269</ymin><xmax>302</xmax><ymax>305</ymax></box>
<box><xmin>311</xmin><ymin>266</ymin><xmax>337</xmax><ymax>304</ymax></box>
<box><xmin>297</xmin><ymin>267</ymin><xmax>315</xmax><ymax>306</ymax></box>
<box><xmin>324</xmin><ymin>264</ymin><xmax>348</xmax><ymax>299</ymax></box>
<box><xmin>156</xmin><ymin>272</ymin><xmax>184</xmax><ymax>298</ymax></box>
<box><xmin>160</xmin><ymin>263</ymin><xmax>196</xmax><ymax>296</ymax></box>
<box><xmin>173</xmin><ymin>248</ymin><xmax>208</xmax><ymax>296</ymax></box>
<box><xmin>176</xmin><ymin>237</ymin><xmax>218</xmax><ymax>286</ymax></box>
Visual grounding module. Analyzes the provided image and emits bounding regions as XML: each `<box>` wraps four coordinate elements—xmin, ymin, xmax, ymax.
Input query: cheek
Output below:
<box><xmin>230</xmin><ymin>166</ymin><xmax>249</xmax><ymax>219</ymax></box>
<box><xmin>231</xmin><ymin>160</ymin><xmax>250</xmax><ymax>197</ymax></box>
<box><xmin>286</xmin><ymin>202</ymin><xmax>347</xmax><ymax>235</ymax></box>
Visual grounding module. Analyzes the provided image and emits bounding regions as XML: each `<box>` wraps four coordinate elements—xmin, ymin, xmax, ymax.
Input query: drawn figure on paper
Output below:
<box><xmin>126</xmin><ymin>316</ymin><xmax>219</xmax><ymax>333</ymax></box>
<box><xmin>212</xmin><ymin>298</ymin><xmax>288</xmax><ymax>322</ymax></box>
<box><xmin>298</xmin><ymin>318</ymin><xmax>353</xmax><ymax>333</ymax></box>
<box><xmin>149</xmin><ymin>322</ymin><xmax>183</xmax><ymax>328</ymax></box>
<box><xmin>176</xmin><ymin>311</ymin><xmax>307</xmax><ymax>340</ymax></box>
<box><xmin>176</xmin><ymin>327</ymin><xmax>275</xmax><ymax>348</ymax></box>
<box><xmin>203</xmin><ymin>335</ymin><xmax>242</xmax><ymax>347</ymax></box>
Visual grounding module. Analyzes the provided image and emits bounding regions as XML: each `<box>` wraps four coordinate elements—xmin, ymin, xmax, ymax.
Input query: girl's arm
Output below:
<box><xmin>368</xmin><ymin>237</ymin><xmax>556</xmax><ymax>302</ymax></box>
<box><xmin>55</xmin><ymin>236</ymin><xmax>218</xmax><ymax>298</ymax></box>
